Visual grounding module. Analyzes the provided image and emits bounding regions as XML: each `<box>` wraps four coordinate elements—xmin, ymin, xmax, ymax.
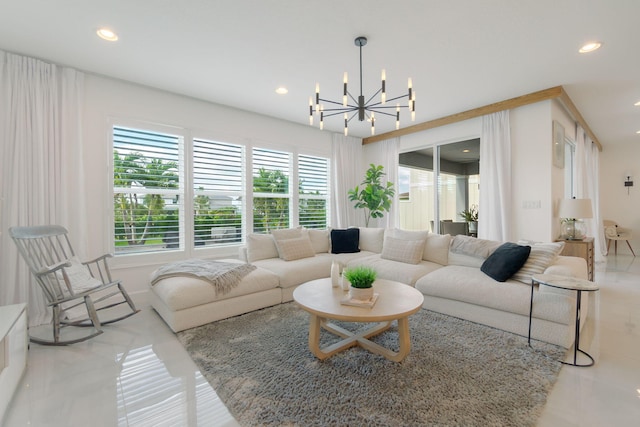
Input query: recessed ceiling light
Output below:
<box><xmin>634</xmin><ymin>101</ymin><xmax>640</xmax><ymax>107</ymax></box>
<box><xmin>636</xmin><ymin>130</ymin><xmax>640</xmax><ymax>134</ymax></box>
<box><xmin>462</xmin><ymin>149</ymin><xmax>470</xmax><ymax>153</ymax></box>
<box><xmin>578</xmin><ymin>42</ymin><xmax>602</xmax><ymax>53</ymax></box>
<box><xmin>96</xmin><ymin>28</ymin><xmax>118</xmax><ymax>42</ymax></box>
<box><xmin>275</xmin><ymin>87</ymin><xmax>288</xmax><ymax>95</ymax></box>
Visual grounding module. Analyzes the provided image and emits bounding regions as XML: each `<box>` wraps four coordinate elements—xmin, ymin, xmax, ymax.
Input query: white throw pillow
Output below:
<box><xmin>271</xmin><ymin>227</ymin><xmax>303</xmax><ymax>241</ymax></box>
<box><xmin>381</xmin><ymin>236</ymin><xmax>426</xmax><ymax>265</ymax></box>
<box><xmin>55</xmin><ymin>256</ymin><xmax>103</xmax><ymax>294</ymax></box>
<box><xmin>358</xmin><ymin>227</ymin><xmax>385</xmax><ymax>253</ymax></box>
<box><xmin>449</xmin><ymin>235</ymin><xmax>501</xmax><ymax>259</ymax></box>
<box><xmin>307</xmin><ymin>228</ymin><xmax>330</xmax><ymax>253</ymax></box>
<box><xmin>512</xmin><ymin>241</ymin><xmax>565</xmax><ymax>284</ymax></box>
<box><xmin>273</xmin><ymin>236</ymin><xmax>316</xmax><ymax>261</ymax></box>
<box><xmin>246</xmin><ymin>234</ymin><xmax>279</xmax><ymax>262</ymax></box>
<box><xmin>423</xmin><ymin>233</ymin><xmax>452</xmax><ymax>265</ymax></box>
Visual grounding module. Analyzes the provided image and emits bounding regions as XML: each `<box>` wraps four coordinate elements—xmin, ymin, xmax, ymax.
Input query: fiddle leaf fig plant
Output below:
<box><xmin>348</xmin><ymin>164</ymin><xmax>395</xmax><ymax>227</ymax></box>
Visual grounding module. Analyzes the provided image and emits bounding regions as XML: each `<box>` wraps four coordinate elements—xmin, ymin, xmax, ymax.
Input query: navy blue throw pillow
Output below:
<box><xmin>481</xmin><ymin>242</ymin><xmax>531</xmax><ymax>282</ymax></box>
<box><xmin>330</xmin><ymin>228</ymin><xmax>360</xmax><ymax>254</ymax></box>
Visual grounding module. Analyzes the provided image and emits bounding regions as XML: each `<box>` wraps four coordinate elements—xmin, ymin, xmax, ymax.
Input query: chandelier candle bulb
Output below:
<box><xmin>411</xmin><ymin>92</ymin><xmax>416</xmax><ymax>121</ymax></box>
<box><xmin>381</xmin><ymin>69</ymin><xmax>386</xmax><ymax>104</ymax></box>
<box><xmin>343</xmin><ymin>72</ymin><xmax>348</xmax><ymax>106</ymax></box>
<box><xmin>344</xmin><ymin>113</ymin><xmax>348</xmax><ymax>136</ymax></box>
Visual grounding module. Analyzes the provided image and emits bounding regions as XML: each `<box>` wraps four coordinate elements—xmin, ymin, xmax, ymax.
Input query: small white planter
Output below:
<box><xmin>349</xmin><ymin>285</ymin><xmax>374</xmax><ymax>301</ymax></box>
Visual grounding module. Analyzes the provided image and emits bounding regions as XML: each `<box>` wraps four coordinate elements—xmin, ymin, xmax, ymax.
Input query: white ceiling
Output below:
<box><xmin>1</xmin><ymin>0</ymin><xmax>639</xmax><ymax>145</ymax></box>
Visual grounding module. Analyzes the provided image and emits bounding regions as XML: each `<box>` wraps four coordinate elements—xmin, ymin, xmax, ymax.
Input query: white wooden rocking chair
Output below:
<box><xmin>9</xmin><ymin>225</ymin><xmax>140</xmax><ymax>345</ymax></box>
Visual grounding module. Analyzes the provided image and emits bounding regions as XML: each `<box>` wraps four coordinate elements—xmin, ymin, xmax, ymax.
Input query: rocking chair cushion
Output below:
<box><xmin>56</xmin><ymin>256</ymin><xmax>103</xmax><ymax>293</ymax></box>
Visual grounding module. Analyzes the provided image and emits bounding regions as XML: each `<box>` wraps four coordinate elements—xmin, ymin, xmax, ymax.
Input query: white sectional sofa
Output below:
<box><xmin>149</xmin><ymin>227</ymin><xmax>588</xmax><ymax>348</ymax></box>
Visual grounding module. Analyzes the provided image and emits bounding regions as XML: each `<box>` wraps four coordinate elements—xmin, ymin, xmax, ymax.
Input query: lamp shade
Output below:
<box><xmin>558</xmin><ymin>198</ymin><xmax>593</xmax><ymax>219</ymax></box>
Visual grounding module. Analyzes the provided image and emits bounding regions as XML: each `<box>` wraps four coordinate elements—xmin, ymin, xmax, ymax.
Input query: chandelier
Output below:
<box><xmin>309</xmin><ymin>36</ymin><xmax>415</xmax><ymax>136</ymax></box>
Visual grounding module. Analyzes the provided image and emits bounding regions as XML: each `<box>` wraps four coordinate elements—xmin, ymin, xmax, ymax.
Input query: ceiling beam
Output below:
<box><xmin>558</xmin><ymin>87</ymin><xmax>603</xmax><ymax>151</ymax></box>
<box><xmin>362</xmin><ymin>85</ymin><xmax>602</xmax><ymax>151</ymax></box>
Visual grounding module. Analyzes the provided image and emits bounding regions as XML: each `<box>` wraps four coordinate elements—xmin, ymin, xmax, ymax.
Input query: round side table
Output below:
<box><xmin>528</xmin><ymin>273</ymin><xmax>599</xmax><ymax>367</ymax></box>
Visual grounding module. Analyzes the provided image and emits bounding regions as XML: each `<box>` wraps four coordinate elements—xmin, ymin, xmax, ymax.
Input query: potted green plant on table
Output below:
<box><xmin>460</xmin><ymin>205</ymin><xmax>479</xmax><ymax>235</ymax></box>
<box><xmin>348</xmin><ymin>164</ymin><xmax>395</xmax><ymax>227</ymax></box>
<box><xmin>343</xmin><ymin>266</ymin><xmax>377</xmax><ymax>300</ymax></box>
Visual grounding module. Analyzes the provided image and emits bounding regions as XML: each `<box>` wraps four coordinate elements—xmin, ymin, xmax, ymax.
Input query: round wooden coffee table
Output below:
<box><xmin>293</xmin><ymin>278</ymin><xmax>424</xmax><ymax>362</ymax></box>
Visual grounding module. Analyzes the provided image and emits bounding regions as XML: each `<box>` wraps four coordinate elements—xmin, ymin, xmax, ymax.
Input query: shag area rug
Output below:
<box><xmin>177</xmin><ymin>303</ymin><xmax>564</xmax><ymax>427</ymax></box>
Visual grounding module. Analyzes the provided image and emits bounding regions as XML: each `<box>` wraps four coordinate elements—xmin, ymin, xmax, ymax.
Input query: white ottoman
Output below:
<box><xmin>149</xmin><ymin>261</ymin><xmax>281</xmax><ymax>332</ymax></box>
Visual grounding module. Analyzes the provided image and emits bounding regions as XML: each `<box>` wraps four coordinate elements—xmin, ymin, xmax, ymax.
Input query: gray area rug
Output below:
<box><xmin>177</xmin><ymin>302</ymin><xmax>565</xmax><ymax>426</ymax></box>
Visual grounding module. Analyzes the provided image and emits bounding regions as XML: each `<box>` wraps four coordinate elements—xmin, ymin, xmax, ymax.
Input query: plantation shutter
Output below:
<box><xmin>193</xmin><ymin>139</ymin><xmax>244</xmax><ymax>246</ymax></box>
<box><xmin>113</xmin><ymin>126</ymin><xmax>183</xmax><ymax>254</ymax></box>
<box><xmin>252</xmin><ymin>148</ymin><xmax>291</xmax><ymax>233</ymax></box>
<box><xmin>298</xmin><ymin>155</ymin><xmax>329</xmax><ymax>229</ymax></box>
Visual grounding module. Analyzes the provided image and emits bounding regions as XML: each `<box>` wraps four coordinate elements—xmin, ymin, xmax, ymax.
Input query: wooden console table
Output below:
<box><xmin>556</xmin><ymin>237</ymin><xmax>594</xmax><ymax>281</ymax></box>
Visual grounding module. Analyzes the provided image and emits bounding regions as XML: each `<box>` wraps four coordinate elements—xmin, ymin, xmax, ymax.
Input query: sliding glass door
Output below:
<box><xmin>399</xmin><ymin>139</ymin><xmax>479</xmax><ymax>235</ymax></box>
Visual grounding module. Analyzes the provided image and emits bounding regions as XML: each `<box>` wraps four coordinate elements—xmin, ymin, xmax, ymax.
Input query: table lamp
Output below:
<box><xmin>558</xmin><ymin>198</ymin><xmax>593</xmax><ymax>240</ymax></box>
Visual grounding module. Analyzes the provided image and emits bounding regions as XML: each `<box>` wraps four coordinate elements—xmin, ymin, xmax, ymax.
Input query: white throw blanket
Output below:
<box><xmin>151</xmin><ymin>259</ymin><xmax>256</xmax><ymax>295</ymax></box>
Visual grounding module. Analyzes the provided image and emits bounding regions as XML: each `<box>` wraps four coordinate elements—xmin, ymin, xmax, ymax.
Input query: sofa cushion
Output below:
<box><xmin>246</xmin><ymin>233</ymin><xmax>278</xmax><ymax>262</ymax></box>
<box><xmin>447</xmin><ymin>252</ymin><xmax>485</xmax><ymax>268</ymax></box>
<box><xmin>253</xmin><ymin>256</ymin><xmax>333</xmax><ymax>288</ymax></box>
<box><xmin>274</xmin><ymin>236</ymin><xmax>316</xmax><ymax>261</ymax></box>
<box><xmin>347</xmin><ymin>254</ymin><xmax>442</xmax><ymax>286</ymax></box>
<box><xmin>385</xmin><ymin>228</ymin><xmax>429</xmax><ymax>242</ymax></box>
<box><xmin>423</xmin><ymin>233</ymin><xmax>451</xmax><ymax>265</ymax></box>
<box><xmin>512</xmin><ymin>242</ymin><xmax>565</xmax><ymax>284</ymax></box>
<box><xmin>307</xmin><ymin>228</ymin><xmax>330</xmax><ymax>253</ymax></box>
<box><xmin>329</xmin><ymin>251</ymin><xmax>378</xmax><ymax>265</ymax></box>
<box><xmin>481</xmin><ymin>243</ymin><xmax>531</xmax><ymax>282</ymax></box>
<box><xmin>381</xmin><ymin>236</ymin><xmax>425</xmax><ymax>264</ymax></box>
<box><xmin>358</xmin><ymin>227</ymin><xmax>385</xmax><ymax>253</ymax></box>
<box><xmin>331</xmin><ymin>228</ymin><xmax>360</xmax><ymax>254</ymax></box>
<box><xmin>415</xmin><ymin>265</ymin><xmax>574</xmax><ymax>324</ymax></box>
<box><xmin>151</xmin><ymin>262</ymin><xmax>280</xmax><ymax>311</ymax></box>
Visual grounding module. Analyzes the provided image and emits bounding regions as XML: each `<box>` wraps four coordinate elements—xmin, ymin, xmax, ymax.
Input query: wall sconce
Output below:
<box><xmin>625</xmin><ymin>175</ymin><xmax>634</xmax><ymax>195</ymax></box>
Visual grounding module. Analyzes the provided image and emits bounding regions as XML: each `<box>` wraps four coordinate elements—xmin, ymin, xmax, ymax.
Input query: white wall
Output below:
<box><xmin>82</xmin><ymin>74</ymin><xmax>332</xmax><ymax>293</ymax></box>
<box><xmin>511</xmin><ymin>101</ymin><xmax>555</xmax><ymax>242</ymax></box>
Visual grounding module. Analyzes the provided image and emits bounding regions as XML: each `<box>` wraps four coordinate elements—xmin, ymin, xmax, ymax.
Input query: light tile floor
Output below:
<box><xmin>4</xmin><ymin>255</ymin><xmax>640</xmax><ymax>426</ymax></box>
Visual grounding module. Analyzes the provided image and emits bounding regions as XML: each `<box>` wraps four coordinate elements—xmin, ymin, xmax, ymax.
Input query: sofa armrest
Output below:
<box><xmin>544</xmin><ymin>255</ymin><xmax>587</xmax><ymax>280</ymax></box>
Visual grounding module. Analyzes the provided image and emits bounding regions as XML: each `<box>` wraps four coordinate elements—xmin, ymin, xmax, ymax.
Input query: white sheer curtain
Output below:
<box><xmin>0</xmin><ymin>50</ymin><xmax>86</xmax><ymax>325</ymax></box>
<box><xmin>331</xmin><ymin>134</ymin><xmax>363</xmax><ymax>228</ymax></box>
<box><xmin>364</xmin><ymin>137</ymin><xmax>400</xmax><ymax>228</ymax></box>
<box><xmin>479</xmin><ymin>111</ymin><xmax>511</xmax><ymax>241</ymax></box>
<box><xmin>575</xmin><ymin>125</ymin><xmax>605</xmax><ymax>261</ymax></box>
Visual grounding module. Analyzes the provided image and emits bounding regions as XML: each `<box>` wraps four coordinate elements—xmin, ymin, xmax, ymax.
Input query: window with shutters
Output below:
<box><xmin>112</xmin><ymin>122</ymin><xmax>330</xmax><ymax>256</ymax></box>
<box><xmin>113</xmin><ymin>126</ymin><xmax>183</xmax><ymax>254</ymax></box>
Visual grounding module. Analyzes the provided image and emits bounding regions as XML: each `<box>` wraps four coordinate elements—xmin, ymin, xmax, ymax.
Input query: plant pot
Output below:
<box><xmin>468</xmin><ymin>221</ymin><xmax>478</xmax><ymax>234</ymax></box>
<box><xmin>349</xmin><ymin>285</ymin><xmax>374</xmax><ymax>301</ymax></box>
